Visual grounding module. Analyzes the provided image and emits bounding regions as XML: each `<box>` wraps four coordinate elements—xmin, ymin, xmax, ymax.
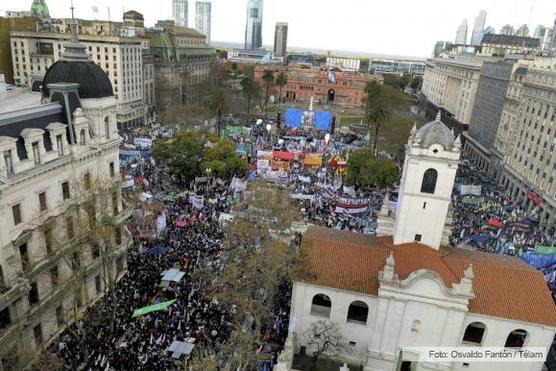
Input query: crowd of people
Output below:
<box><xmin>49</xmin><ymin>116</ymin><xmax>556</xmax><ymax>369</ymax></box>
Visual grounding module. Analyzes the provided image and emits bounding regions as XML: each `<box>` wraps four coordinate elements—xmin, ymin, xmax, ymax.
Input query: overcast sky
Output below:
<box><xmin>1</xmin><ymin>0</ymin><xmax>555</xmax><ymax>57</ymax></box>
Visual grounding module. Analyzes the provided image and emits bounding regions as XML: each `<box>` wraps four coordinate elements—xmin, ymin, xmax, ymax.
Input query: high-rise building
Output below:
<box><xmin>455</xmin><ymin>19</ymin><xmax>468</xmax><ymax>44</ymax></box>
<box><xmin>516</xmin><ymin>24</ymin><xmax>530</xmax><ymax>37</ymax></box>
<box><xmin>245</xmin><ymin>0</ymin><xmax>263</xmax><ymax>50</ymax></box>
<box><xmin>273</xmin><ymin>22</ymin><xmax>288</xmax><ymax>58</ymax></box>
<box><xmin>534</xmin><ymin>25</ymin><xmax>547</xmax><ymax>40</ymax></box>
<box><xmin>470</xmin><ymin>10</ymin><xmax>487</xmax><ymax>46</ymax></box>
<box><xmin>173</xmin><ymin>0</ymin><xmax>189</xmax><ymax>27</ymax></box>
<box><xmin>195</xmin><ymin>1</ymin><xmax>212</xmax><ymax>44</ymax></box>
<box><xmin>500</xmin><ymin>24</ymin><xmax>515</xmax><ymax>35</ymax></box>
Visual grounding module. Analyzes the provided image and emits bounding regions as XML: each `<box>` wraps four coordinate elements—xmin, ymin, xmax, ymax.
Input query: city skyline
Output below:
<box><xmin>0</xmin><ymin>0</ymin><xmax>554</xmax><ymax>57</ymax></box>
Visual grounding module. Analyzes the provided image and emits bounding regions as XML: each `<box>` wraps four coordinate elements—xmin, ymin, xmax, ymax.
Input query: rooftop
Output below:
<box><xmin>299</xmin><ymin>226</ymin><xmax>556</xmax><ymax>327</ymax></box>
<box><xmin>0</xmin><ymin>88</ymin><xmax>41</xmax><ymax>114</ymax></box>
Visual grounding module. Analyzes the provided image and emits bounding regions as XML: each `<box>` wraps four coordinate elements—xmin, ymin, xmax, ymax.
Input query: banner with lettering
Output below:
<box><xmin>335</xmin><ymin>196</ymin><xmax>370</xmax><ymax>214</ymax></box>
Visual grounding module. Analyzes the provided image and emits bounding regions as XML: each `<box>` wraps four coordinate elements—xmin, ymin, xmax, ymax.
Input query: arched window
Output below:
<box><xmin>104</xmin><ymin>117</ymin><xmax>110</xmax><ymax>139</ymax></box>
<box><xmin>311</xmin><ymin>294</ymin><xmax>331</xmax><ymax>318</ymax></box>
<box><xmin>462</xmin><ymin>322</ymin><xmax>486</xmax><ymax>345</ymax></box>
<box><xmin>347</xmin><ymin>301</ymin><xmax>369</xmax><ymax>324</ymax></box>
<box><xmin>420</xmin><ymin>168</ymin><xmax>438</xmax><ymax>194</ymax></box>
<box><xmin>504</xmin><ymin>329</ymin><xmax>528</xmax><ymax>348</ymax></box>
<box><xmin>80</xmin><ymin>130</ymin><xmax>86</xmax><ymax>145</ymax></box>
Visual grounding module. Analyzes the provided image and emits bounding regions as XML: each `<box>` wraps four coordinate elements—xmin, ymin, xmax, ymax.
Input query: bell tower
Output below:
<box><xmin>392</xmin><ymin>113</ymin><xmax>461</xmax><ymax>250</ymax></box>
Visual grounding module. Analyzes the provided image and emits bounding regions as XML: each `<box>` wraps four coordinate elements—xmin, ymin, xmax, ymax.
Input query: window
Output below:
<box><xmin>56</xmin><ymin>134</ymin><xmax>64</xmax><ymax>155</ymax></box>
<box><xmin>116</xmin><ymin>256</ymin><xmax>124</xmax><ymax>272</ymax></box>
<box><xmin>92</xmin><ymin>245</ymin><xmax>100</xmax><ymax>259</ymax></box>
<box><xmin>32</xmin><ymin>142</ymin><xmax>40</xmax><ymax>164</ymax></box>
<box><xmin>0</xmin><ymin>307</ymin><xmax>11</xmax><ymax>329</ymax></box>
<box><xmin>28</xmin><ymin>282</ymin><xmax>39</xmax><ymax>305</ymax></box>
<box><xmin>504</xmin><ymin>329</ymin><xmax>528</xmax><ymax>348</ymax></box>
<box><xmin>3</xmin><ymin>151</ymin><xmax>14</xmax><ymax>174</ymax></box>
<box><xmin>33</xmin><ymin>323</ymin><xmax>43</xmax><ymax>346</ymax></box>
<box><xmin>112</xmin><ymin>191</ymin><xmax>119</xmax><ymax>215</ymax></box>
<box><xmin>62</xmin><ymin>181</ymin><xmax>70</xmax><ymax>200</ymax></box>
<box><xmin>50</xmin><ymin>265</ymin><xmax>59</xmax><ymax>287</ymax></box>
<box><xmin>72</xmin><ymin>252</ymin><xmax>80</xmax><ymax>271</ymax></box>
<box><xmin>347</xmin><ymin>300</ymin><xmax>369</xmax><ymax>324</ymax></box>
<box><xmin>12</xmin><ymin>204</ymin><xmax>22</xmax><ymax>225</ymax></box>
<box><xmin>109</xmin><ymin>162</ymin><xmax>115</xmax><ymax>177</ymax></box>
<box><xmin>56</xmin><ymin>305</ymin><xmax>64</xmax><ymax>327</ymax></box>
<box><xmin>462</xmin><ymin>322</ymin><xmax>486</xmax><ymax>345</ymax></box>
<box><xmin>421</xmin><ymin>168</ymin><xmax>438</xmax><ymax>194</ymax></box>
<box><xmin>104</xmin><ymin>117</ymin><xmax>110</xmax><ymax>139</ymax></box>
<box><xmin>115</xmin><ymin>227</ymin><xmax>122</xmax><ymax>245</ymax></box>
<box><xmin>66</xmin><ymin>216</ymin><xmax>74</xmax><ymax>239</ymax></box>
<box><xmin>415</xmin><ymin>234</ymin><xmax>422</xmax><ymax>242</ymax></box>
<box><xmin>95</xmin><ymin>275</ymin><xmax>102</xmax><ymax>294</ymax></box>
<box><xmin>38</xmin><ymin>192</ymin><xmax>47</xmax><ymax>212</ymax></box>
<box><xmin>19</xmin><ymin>243</ymin><xmax>29</xmax><ymax>272</ymax></box>
<box><xmin>44</xmin><ymin>227</ymin><xmax>53</xmax><ymax>255</ymax></box>
<box><xmin>311</xmin><ymin>294</ymin><xmax>332</xmax><ymax>317</ymax></box>
<box><xmin>80</xmin><ymin>130</ymin><xmax>86</xmax><ymax>145</ymax></box>
<box><xmin>423</xmin><ymin>202</ymin><xmax>427</xmax><ymax>209</ymax></box>
<box><xmin>84</xmin><ymin>172</ymin><xmax>91</xmax><ymax>190</ymax></box>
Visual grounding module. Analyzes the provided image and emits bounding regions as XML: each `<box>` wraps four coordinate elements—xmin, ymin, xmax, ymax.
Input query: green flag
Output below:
<box><xmin>132</xmin><ymin>299</ymin><xmax>176</xmax><ymax>318</ymax></box>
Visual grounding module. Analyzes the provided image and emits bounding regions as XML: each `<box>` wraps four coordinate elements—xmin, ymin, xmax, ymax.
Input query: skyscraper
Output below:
<box><xmin>470</xmin><ymin>10</ymin><xmax>487</xmax><ymax>46</ymax></box>
<box><xmin>500</xmin><ymin>24</ymin><xmax>515</xmax><ymax>35</ymax></box>
<box><xmin>173</xmin><ymin>0</ymin><xmax>188</xmax><ymax>27</ymax></box>
<box><xmin>245</xmin><ymin>0</ymin><xmax>263</xmax><ymax>50</ymax></box>
<box><xmin>273</xmin><ymin>22</ymin><xmax>288</xmax><ymax>58</ymax></box>
<box><xmin>455</xmin><ymin>19</ymin><xmax>468</xmax><ymax>45</ymax></box>
<box><xmin>516</xmin><ymin>24</ymin><xmax>530</xmax><ymax>37</ymax></box>
<box><xmin>195</xmin><ymin>1</ymin><xmax>212</xmax><ymax>44</ymax></box>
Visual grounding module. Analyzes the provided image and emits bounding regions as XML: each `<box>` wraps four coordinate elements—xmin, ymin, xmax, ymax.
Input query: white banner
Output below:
<box><xmin>291</xmin><ymin>194</ymin><xmax>315</xmax><ymax>201</ymax></box>
<box><xmin>133</xmin><ymin>137</ymin><xmax>153</xmax><ymax>148</ymax></box>
<box><xmin>335</xmin><ymin>197</ymin><xmax>370</xmax><ymax>214</ymax></box>
<box><xmin>460</xmin><ymin>185</ymin><xmax>482</xmax><ymax>196</ymax></box>
<box><xmin>156</xmin><ymin>213</ymin><xmax>167</xmax><ymax>234</ymax></box>
<box><xmin>257</xmin><ymin>159</ymin><xmax>270</xmax><ymax>174</ymax></box>
<box><xmin>189</xmin><ymin>194</ymin><xmax>204</xmax><ymax>209</ymax></box>
<box><xmin>298</xmin><ymin>175</ymin><xmax>311</xmax><ymax>183</ymax></box>
<box><xmin>229</xmin><ymin>177</ymin><xmax>247</xmax><ymax>193</ymax></box>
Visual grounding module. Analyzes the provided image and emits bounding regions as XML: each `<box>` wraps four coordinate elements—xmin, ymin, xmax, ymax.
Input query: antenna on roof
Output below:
<box><xmin>70</xmin><ymin>0</ymin><xmax>75</xmax><ymax>21</ymax></box>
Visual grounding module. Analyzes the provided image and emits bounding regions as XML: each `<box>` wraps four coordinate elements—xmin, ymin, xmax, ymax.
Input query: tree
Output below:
<box><xmin>410</xmin><ymin>76</ymin><xmax>423</xmax><ymax>91</ymax></box>
<box><xmin>241</xmin><ymin>75</ymin><xmax>261</xmax><ymax>118</ymax></box>
<box><xmin>304</xmin><ymin>320</ymin><xmax>350</xmax><ymax>366</ymax></box>
<box><xmin>275</xmin><ymin>71</ymin><xmax>288</xmax><ymax>105</ymax></box>
<box><xmin>201</xmin><ymin>138</ymin><xmax>249</xmax><ymax>179</ymax></box>
<box><xmin>364</xmin><ymin>81</ymin><xmax>389</xmax><ymax>155</ymax></box>
<box><xmin>399</xmin><ymin>74</ymin><xmax>410</xmax><ymax>90</ymax></box>
<box><xmin>203</xmin><ymin>87</ymin><xmax>229</xmax><ymax>136</ymax></box>
<box><xmin>262</xmin><ymin>69</ymin><xmax>275</xmax><ymax>116</ymax></box>
<box><xmin>230</xmin><ymin>62</ymin><xmax>239</xmax><ymax>78</ymax></box>
<box><xmin>346</xmin><ymin>147</ymin><xmax>398</xmax><ymax>188</ymax></box>
<box><xmin>153</xmin><ymin>132</ymin><xmax>204</xmax><ymax>183</ymax></box>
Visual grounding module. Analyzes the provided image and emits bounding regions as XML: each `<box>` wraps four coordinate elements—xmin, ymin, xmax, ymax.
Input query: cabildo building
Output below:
<box><xmin>276</xmin><ymin>116</ymin><xmax>556</xmax><ymax>371</ymax></box>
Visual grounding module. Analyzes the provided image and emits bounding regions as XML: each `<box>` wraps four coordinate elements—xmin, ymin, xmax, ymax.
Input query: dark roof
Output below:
<box><xmin>42</xmin><ymin>61</ymin><xmax>113</xmax><ymax>99</ymax></box>
<box><xmin>124</xmin><ymin>10</ymin><xmax>144</xmax><ymax>20</ymax></box>
<box><xmin>299</xmin><ymin>226</ymin><xmax>556</xmax><ymax>327</ymax></box>
<box><xmin>0</xmin><ymin>105</ymin><xmax>64</xmax><ymax>160</ymax></box>
<box><xmin>481</xmin><ymin>34</ymin><xmax>540</xmax><ymax>48</ymax></box>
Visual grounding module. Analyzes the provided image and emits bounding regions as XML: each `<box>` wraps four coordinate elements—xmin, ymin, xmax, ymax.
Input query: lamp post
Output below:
<box><xmin>278</xmin><ymin>138</ymin><xmax>284</xmax><ymax>151</ymax></box>
<box><xmin>205</xmin><ymin>168</ymin><xmax>212</xmax><ymax>194</ymax></box>
<box><xmin>266</xmin><ymin>123</ymin><xmax>272</xmax><ymax>148</ymax></box>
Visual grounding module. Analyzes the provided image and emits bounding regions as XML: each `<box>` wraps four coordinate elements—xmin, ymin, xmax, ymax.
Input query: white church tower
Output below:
<box><xmin>392</xmin><ymin>112</ymin><xmax>461</xmax><ymax>250</ymax></box>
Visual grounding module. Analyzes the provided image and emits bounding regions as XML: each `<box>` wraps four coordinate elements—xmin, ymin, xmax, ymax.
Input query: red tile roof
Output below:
<box><xmin>299</xmin><ymin>226</ymin><xmax>556</xmax><ymax>327</ymax></box>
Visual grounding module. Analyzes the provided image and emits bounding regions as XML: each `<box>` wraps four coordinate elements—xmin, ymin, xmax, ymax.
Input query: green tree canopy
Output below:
<box><xmin>201</xmin><ymin>138</ymin><xmax>249</xmax><ymax>179</ymax></box>
<box><xmin>346</xmin><ymin>147</ymin><xmax>398</xmax><ymax>188</ymax></box>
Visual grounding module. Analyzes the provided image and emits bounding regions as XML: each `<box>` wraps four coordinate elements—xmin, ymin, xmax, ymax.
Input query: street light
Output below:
<box><xmin>257</xmin><ymin>119</ymin><xmax>263</xmax><ymax>126</ymax></box>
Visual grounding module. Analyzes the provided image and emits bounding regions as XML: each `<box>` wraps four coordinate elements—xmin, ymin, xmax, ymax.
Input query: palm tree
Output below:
<box><xmin>364</xmin><ymin>81</ymin><xmax>389</xmax><ymax>156</ymax></box>
<box><xmin>275</xmin><ymin>71</ymin><xmax>288</xmax><ymax>105</ymax></box>
<box><xmin>262</xmin><ymin>69</ymin><xmax>275</xmax><ymax>116</ymax></box>
<box><xmin>203</xmin><ymin>87</ymin><xmax>229</xmax><ymax>136</ymax></box>
<box><xmin>241</xmin><ymin>75</ymin><xmax>261</xmax><ymax>119</ymax></box>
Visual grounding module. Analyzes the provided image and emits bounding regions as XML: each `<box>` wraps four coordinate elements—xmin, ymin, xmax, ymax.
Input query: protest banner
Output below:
<box><xmin>335</xmin><ymin>196</ymin><xmax>370</xmax><ymax>214</ymax></box>
<box><xmin>132</xmin><ymin>300</ymin><xmax>176</xmax><ymax>318</ymax></box>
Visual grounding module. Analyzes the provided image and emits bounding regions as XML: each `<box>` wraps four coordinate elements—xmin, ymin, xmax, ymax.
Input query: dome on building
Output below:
<box><xmin>415</xmin><ymin>112</ymin><xmax>455</xmax><ymax>150</ymax></box>
<box><xmin>31</xmin><ymin>0</ymin><xmax>50</xmax><ymax>18</ymax></box>
<box><xmin>42</xmin><ymin>18</ymin><xmax>113</xmax><ymax>99</ymax></box>
<box><xmin>43</xmin><ymin>61</ymin><xmax>113</xmax><ymax>99</ymax></box>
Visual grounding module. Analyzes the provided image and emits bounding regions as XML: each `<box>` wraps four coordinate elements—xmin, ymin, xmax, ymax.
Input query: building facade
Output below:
<box><xmin>0</xmin><ymin>30</ymin><xmax>130</xmax><ymax>368</ymax></box>
<box><xmin>455</xmin><ymin>19</ymin><xmax>468</xmax><ymax>44</ymax></box>
<box><xmin>245</xmin><ymin>0</ymin><xmax>263</xmax><ymax>50</ymax></box>
<box><xmin>282</xmin><ymin>115</ymin><xmax>556</xmax><ymax>370</ymax></box>
<box><xmin>148</xmin><ymin>25</ymin><xmax>216</xmax><ymax>112</ymax></box>
<box><xmin>470</xmin><ymin>10</ymin><xmax>487</xmax><ymax>46</ymax></box>
<box><xmin>172</xmin><ymin>0</ymin><xmax>189</xmax><ymax>28</ymax></box>
<box><xmin>422</xmin><ymin>57</ymin><xmax>485</xmax><ymax>125</ymax></box>
<box><xmin>254</xmin><ymin>64</ymin><xmax>383</xmax><ymax>108</ymax></box>
<box><xmin>273</xmin><ymin>22</ymin><xmax>288</xmax><ymax>58</ymax></box>
<box><xmin>369</xmin><ymin>58</ymin><xmax>426</xmax><ymax>76</ymax></box>
<box><xmin>480</xmin><ymin>34</ymin><xmax>540</xmax><ymax>56</ymax></box>
<box><xmin>195</xmin><ymin>1</ymin><xmax>212</xmax><ymax>45</ymax></box>
<box><xmin>10</xmin><ymin>30</ymin><xmax>146</xmax><ymax>127</ymax></box>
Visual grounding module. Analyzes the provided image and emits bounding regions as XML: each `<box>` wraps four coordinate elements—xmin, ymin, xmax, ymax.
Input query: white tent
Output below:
<box><xmin>160</xmin><ymin>268</ymin><xmax>185</xmax><ymax>287</ymax></box>
<box><xmin>167</xmin><ymin>339</ymin><xmax>195</xmax><ymax>359</ymax></box>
